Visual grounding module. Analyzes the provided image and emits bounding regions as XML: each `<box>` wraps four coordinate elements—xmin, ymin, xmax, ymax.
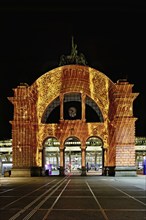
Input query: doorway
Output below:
<box><xmin>43</xmin><ymin>137</ymin><xmax>60</xmax><ymax>176</ymax></box>
<box><xmin>65</xmin><ymin>137</ymin><xmax>81</xmax><ymax>175</ymax></box>
<box><xmin>86</xmin><ymin>137</ymin><xmax>103</xmax><ymax>175</ymax></box>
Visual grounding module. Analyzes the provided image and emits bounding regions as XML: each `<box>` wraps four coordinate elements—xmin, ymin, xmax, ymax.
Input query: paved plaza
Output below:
<box><xmin>0</xmin><ymin>175</ymin><xmax>146</xmax><ymax>220</ymax></box>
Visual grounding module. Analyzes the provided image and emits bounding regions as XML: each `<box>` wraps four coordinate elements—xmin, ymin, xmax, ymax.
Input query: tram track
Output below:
<box><xmin>1</xmin><ymin>178</ymin><xmax>57</xmax><ymax>210</ymax></box>
<box><xmin>0</xmin><ymin>176</ymin><xmax>145</xmax><ymax>220</ymax></box>
<box><xmin>8</xmin><ymin>177</ymin><xmax>68</xmax><ymax>220</ymax></box>
<box><xmin>24</xmin><ymin>179</ymin><xmax>71</xmax><ymax>220</ymax></box>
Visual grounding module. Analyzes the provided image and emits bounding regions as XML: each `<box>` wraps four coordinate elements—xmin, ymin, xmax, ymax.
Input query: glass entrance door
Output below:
<box><xmin>43</xmin><ymin>138</ymin><xmax>60</xmax><ymax>176</ymax></box>
<box><xmin>64</xmin><ymin>137</ymin><xmax>81</xmax><ymax>175</ymax></box>
<box><xmin>86</xmin><ymin>137</ymin><xmax>103</xmax><ymax>175</ymax></box>
<box><xmin>65</xmin><ymin>151</ymin><xmax>81</xmax><ymax>175</ymax></box>
<box><xmin>86</xmin><ymin>151</ymin><xmax>102</xmax><ymax>175</ymax></box>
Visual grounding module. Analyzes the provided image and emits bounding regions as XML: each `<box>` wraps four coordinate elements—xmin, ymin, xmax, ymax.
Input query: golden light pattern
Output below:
<box><xmin>108</xmin><ymin>81</ymin><xmax>139</xmax><ymax>167</ymax></box>
<box><xmin>8</xmin><ymin>65</ymin><xmax>139</xmax><ymax>176</ymax></box>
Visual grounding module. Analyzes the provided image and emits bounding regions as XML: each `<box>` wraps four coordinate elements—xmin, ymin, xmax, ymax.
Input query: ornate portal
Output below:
<box><xmin>8</xmin><ymin>40</ymin><xmax>139</xmax><ymax>177</ymax></box>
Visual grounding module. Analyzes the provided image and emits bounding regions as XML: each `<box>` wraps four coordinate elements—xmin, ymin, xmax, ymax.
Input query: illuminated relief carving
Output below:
<box><xmin>35</xmin><ymin>69</ymin><xmax>62</xmax><ymax>123</ymax></box>
<box><xmin>89</xmin><ymin>69</ymin><xmax>113</xmax><ymax>121</ymax></box>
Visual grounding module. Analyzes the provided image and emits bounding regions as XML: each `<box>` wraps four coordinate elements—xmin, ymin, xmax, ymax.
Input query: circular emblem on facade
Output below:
<box><xmin>68</xmin><ymin>107</ymin><xmax>77</xmax><ymax>118</ymax></box>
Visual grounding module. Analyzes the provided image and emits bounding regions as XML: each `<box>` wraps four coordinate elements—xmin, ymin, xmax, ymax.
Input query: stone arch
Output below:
<box><xmin>30</xmin><ymin>65</ymin><xmax>115</xmax><ymax>124</ymax></box>
<box><xmin>41</xmin><ymin>96</ymin><xmax>60</xmax><ymax>124</ymax></box>
<box><xmin>8</xmin><ymin>64</ymin><xmax>139</xmax><ymax>177</ymax></box>
<box><xmin>86</xmin><ymin>136</ymin><xmax>104</xmax><ymax>175</ymax></box>
<box><xmin>42</xmin><ymin>137</ymin><xmax>60</xmax><ymax>176</ymax></box>
<box><xmin>41</xmin><ymin>91</ymin><xmax>104</xmax><ymax>126</ymax></box>
<box><xmin>85</xmin><ymin>95</ymin><xmax>104</xmax><ymax>122</ymax></box>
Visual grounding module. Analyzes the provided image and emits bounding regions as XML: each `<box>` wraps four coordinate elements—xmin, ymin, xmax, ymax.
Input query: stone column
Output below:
<box><xmin>113</xmin><ymin>81</ymin><xmax>138</xmax><ymax>176</ymax></box>
<box><xmin>81</xmin><ymin>148</ymin><xmax>86</xmax><ymax>176</ymax></box>
<box><xmin>59</xmin><ymin>148</ymin><xmax>65</xmax><ymax>176</ymax></box>
<box><xmin>81</xmin><ymin>93</ymin><xmax>86</xmax><ymax>121</ymax></box>
<box><xmin>60</xmin><ymin>94</ymin><xmax>64</xmax><ymax>120</ymax></box>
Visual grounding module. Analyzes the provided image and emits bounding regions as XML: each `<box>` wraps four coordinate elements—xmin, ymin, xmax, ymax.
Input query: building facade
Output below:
<box><xmin>7</xmin><ymin>63</ymin><xmax>139</xmax><ymax>177</ymax></box>
<box><xmin>1</xmin><ymin>137</ymin><xmax>146</xmax><ymax>176</ymax></box>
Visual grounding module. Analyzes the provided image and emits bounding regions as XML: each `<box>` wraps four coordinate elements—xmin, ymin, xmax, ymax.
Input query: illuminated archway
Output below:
<box><xmin>43</xmin><ymin>137</ymin><xmax>60</xmax><ymax>176</ymax></box>
<box><xmin>86</xmin><ymin>137</ymin><xmax>103</xmax><ymax>175</ymax></box>
<box><xmin>64</xmin><ymin>136</ymin><xmax>81</xmax><ymax>175</ymax></box>
<box><xmin>8</xmin><ymin>64</ymin><xmax>138</xmax><ymax>177</ymax></box>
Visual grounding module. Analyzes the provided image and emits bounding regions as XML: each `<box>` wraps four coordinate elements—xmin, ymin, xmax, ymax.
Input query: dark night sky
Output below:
<box><xmin>0</xmin><ymin>0</ymin><xmax>146</xmax><ymax>139</ymax></box>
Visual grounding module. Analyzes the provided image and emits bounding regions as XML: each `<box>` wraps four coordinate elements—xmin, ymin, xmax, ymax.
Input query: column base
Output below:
<box><xmin>11</xmin><ymin>168</ymin><xmax>31</xmax><ymax>177</ymax></box>
<box><xmin>103</xmin><ymin>166</ymin><xmax>115</xmax><ymax>176</ymax></box>
<box><xmin>115</xmin><ymin>166</ymin><xmax>137</xmax><ymax>177</ymax></box>
<box><xmin>81</xmin><ymin>166</ymin><xmax>87</xmax><ymax>176</ymax></box>
<box><xmin>30</xmin><ymin>167</ymin><xmax>42</xmax><ymax>176</ymax></box>
<box><xmin>59</xmin><ymin>166</ymin><xmax>65</xmax><ymax>176</ymax></box>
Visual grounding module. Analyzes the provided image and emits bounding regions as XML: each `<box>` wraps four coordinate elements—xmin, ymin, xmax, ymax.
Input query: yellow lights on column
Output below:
<box><xmin>16</xmin><ymin>144</ymin><xmax>22</xmax><ymax>166</ymax></box>
<box><xmin>17</xmin><ymin>145</ymin><xmax>22</xmax><ymax>152</ymax></box>
<box><xmin>81</xmin><ymin>148</ymin><xmax>86</xmax><ymax>167</ymax></box>
<box><xmin>81</xmin><ymin>93</ymin><xmax>86</xmax><ymax>121</ymax></box>
<box><xmin>60</xmin><ymin>148</ymin><xmax>64</xmax><ymax>167</ymax></box>
<box><xmin>60</xmin><ymin>94</ymin><xmax>64</xmax><ymax>120</ymax></box>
